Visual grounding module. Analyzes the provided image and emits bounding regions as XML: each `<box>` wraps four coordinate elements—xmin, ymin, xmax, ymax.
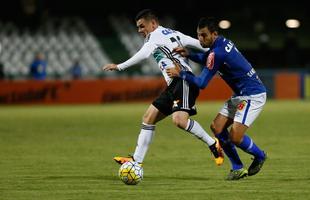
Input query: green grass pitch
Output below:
<box><xmin>0</xmin><ymin>100</ymin><xmax>310</xmax><ymax>200</ymax></box>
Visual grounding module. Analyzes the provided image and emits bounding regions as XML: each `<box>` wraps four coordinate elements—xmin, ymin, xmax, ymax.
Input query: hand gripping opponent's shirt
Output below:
<box><xmin>180</xmin><ymin>36</ymin><xmax>266</xmax><ymax>96</ymax></box>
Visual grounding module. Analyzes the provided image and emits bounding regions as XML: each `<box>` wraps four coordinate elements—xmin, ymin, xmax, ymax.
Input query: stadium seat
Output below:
<box><xmin>0</xmin><ymin>17</ymin><xmax>112</xmax><ymax>79</ymax></box>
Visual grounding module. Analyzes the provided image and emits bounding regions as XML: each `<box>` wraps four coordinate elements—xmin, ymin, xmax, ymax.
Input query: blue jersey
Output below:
<box><xmin>180</xmin><ymin>36</ymin><xmax>266</xmax><ymax>96</ymax></box>
<box><xmin>30</xmin><ymin>59</ymin><xmax>47</xmax><ymax>80</ymax></box>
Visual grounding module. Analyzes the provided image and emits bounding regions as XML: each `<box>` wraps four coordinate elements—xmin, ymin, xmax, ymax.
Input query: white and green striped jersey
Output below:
<box><xmin>117</xmin><ymin>26</ymin><xmax>207</xmax><ymax>85</ymax></box>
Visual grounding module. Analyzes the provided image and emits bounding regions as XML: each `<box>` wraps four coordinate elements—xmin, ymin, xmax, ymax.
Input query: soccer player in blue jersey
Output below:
<box><xmin>167</xmin><ymin>17</ymin><xmax>267</xmax><ymax>180</ymax></box>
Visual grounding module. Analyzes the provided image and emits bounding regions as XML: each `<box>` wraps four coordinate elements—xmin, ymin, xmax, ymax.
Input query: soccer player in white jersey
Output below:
<box><xmin>103</xmin><ymin>9</ymin><xmax>224</xmax><ymax>166</ymax></box>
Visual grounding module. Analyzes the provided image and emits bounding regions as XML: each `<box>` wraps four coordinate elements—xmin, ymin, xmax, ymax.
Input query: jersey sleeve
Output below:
<box><xmin>117</xmin><ymin>41</ymin><xmax>157</xmax><ymax>70</ymax></box>
<box><xmin>180</xmin><ymin>50</ymin><xmax>221</xmax><ymax>89</ymax></box>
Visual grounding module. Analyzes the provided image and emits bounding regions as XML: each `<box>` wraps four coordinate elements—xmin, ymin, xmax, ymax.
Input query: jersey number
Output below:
<box><xmin>162</xmin><ymin>28</ymin><xmax>174</xmax><ymax>35</ymax></box>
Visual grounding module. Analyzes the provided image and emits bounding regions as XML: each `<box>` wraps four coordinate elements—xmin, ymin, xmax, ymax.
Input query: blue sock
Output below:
<box><xmin>216</xmin><ymin>129</ymin><xmax>243</xmax><ymax>170</ymax></box>
<box><xmin>237</xmin><ymin>134</ymin><xmax>265</xmax><ymax>160</ymax></box>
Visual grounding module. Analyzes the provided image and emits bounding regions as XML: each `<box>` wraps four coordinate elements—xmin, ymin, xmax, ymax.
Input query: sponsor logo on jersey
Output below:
<box><xmin>237</xmin><ymin>100</ymin><xmax>247</xmax><ymax>111</ymax></box>
<box><xmin>206</xmin><ymin>52</ymin><xmax>215</xmax><ymax>70</ymax></box>
<box><xmin>173</xmin><ymin>100</ymin><xmax>180</xmax><ymax>108</ymax></box>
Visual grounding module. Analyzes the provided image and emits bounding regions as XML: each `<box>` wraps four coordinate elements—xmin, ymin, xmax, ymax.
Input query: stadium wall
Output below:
<box><xmin>0</xmin><ymin>78</ymin><xmax>165</xmax><ymax>104</ymax></box>
<box><xmin>0</xmin><ymin>77</ymin><xmax>231</xmax><ymax>104</ymax></box>
<box><xmin>0</xmin><ymin>72</ymin><xmax>308</xmax><ymax>104</ymax></box>
<box><xmin>274</xmin><ymin>72</ymin><xmax>301</xmax><ymax>99</ymax></box>
<box><xmin>305</xmin><ymin>74</ymin><xmax>310</xmax><ymax>100</ymax></box>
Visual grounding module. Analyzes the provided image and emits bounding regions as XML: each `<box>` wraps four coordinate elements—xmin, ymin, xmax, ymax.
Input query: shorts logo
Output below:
<box><xmin>237</xmin><ymin>100</ymin><xmax>247</xmax><ymax>111</ymax></box>
<box><xmin>173</xmin><ymin>100</ymin><xmax>180</xmax><ymax>108</ymax></box>
<box><xmin>206</xmin><ymin>52</ymin><xmax>215</xmax><ymax>70</ymax></box>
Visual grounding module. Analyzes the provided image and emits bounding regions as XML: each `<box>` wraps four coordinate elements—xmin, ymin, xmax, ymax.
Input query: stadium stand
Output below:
<box><xmin>0</xmin><ymin>1</ymin><xmax>309</xmax><ymax>80</ymax></box>
<box><xmin>0</xmin><ymin>17</ymin><xmax>112</xmax><ymax>79</ymax></box>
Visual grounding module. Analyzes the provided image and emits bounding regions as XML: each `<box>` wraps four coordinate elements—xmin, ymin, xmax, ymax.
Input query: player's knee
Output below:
<box><xmin>172</xmin><ymin>115</ymin><xmax>187</xmax><ymax>129</ymax></box>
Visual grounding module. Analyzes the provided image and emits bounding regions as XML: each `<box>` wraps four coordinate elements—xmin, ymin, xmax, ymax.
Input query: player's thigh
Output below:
<box><xmin>211</xmin><ymin>113</ymin><xmax>233</xmax><ymax>134</ymax></box>
<box><xmin>212</xmin><ymin>98</ymin><xmax>235</xmax><ymax>134</ymax></box>
<box><xmin>143</xmin><ymin>104</ymin><xmax>166</xmax><ymax>124</ymax></box>
<box><xmin>171</xmin><ymin>78</ymin><xmax>200</xmax><ymax>116</ymax></box>
<box><xmin>233</xmin><ymin>93</ymin><xmax>266</xmax><ymax>127</ymax></box>
<box><xmin>218</xmin><ymin>97</ymin><xmax>237</xmax><ymax>121</ymax></box>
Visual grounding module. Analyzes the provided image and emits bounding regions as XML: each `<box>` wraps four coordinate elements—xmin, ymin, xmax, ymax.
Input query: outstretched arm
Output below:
<box><xmin>167</xmin><ymin>65</ymin><xmax>216</xmax><ymax>89</ymax></box>
<box><xmin>102</xmin><ymin>42</ymin><xmax>156</xmax><ymax>71</ymax></box>
<box><xmin>103</xmin><ymin>63</ymin><xmax>118</xmax><ymax>71</ymax></box>
<box><xmin>167</xmin><ymin>51</ymin><xmax>219</xmax><ymax>89</ymax></box>
<box><xmin>180</xmin><ymin>68</ymin><xmax>216</xmax><ymax>89</ymax></box>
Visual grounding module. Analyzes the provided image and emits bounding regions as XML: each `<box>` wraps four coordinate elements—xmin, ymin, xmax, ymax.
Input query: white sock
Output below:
<box><xmin>185</xmin><ymin>119</ymin><xmax>215</xmax><ymax>146</ymax></box>
<box><xmin>133</xmin><ymin>123</ymin><xmax>155</xmax><ymax>163</ymax></box>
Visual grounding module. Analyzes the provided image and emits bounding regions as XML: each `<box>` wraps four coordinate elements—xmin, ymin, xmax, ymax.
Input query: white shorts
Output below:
<box><xmin>219</xmin><ymin>93</ymin><xmax>267</xmax><ymax>127</ymax></box>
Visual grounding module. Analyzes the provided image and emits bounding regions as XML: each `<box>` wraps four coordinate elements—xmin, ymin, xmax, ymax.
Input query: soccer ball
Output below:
<box><xmin>118</xmin><ymin>161</ymin><xmax>143</xmax><ymax>185</ymax></box>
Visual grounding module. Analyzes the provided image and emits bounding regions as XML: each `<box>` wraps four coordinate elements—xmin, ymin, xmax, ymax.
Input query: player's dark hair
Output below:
<box><xmin>198</xmin><ymin>17</ymin><xmax>219</xmax><ymax>33</ymax></box>
<box><xmin>135</xmin><ymin>9</ymin><xmax>159</xmax><ymax>22</ymax></box>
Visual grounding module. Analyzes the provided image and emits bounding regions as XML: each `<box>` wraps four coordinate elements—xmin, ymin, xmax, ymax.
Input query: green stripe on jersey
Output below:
<box><xmin>153</xmin><ymin>49</ymin><xmax>165</xmax><ymax>63</ymax></box>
